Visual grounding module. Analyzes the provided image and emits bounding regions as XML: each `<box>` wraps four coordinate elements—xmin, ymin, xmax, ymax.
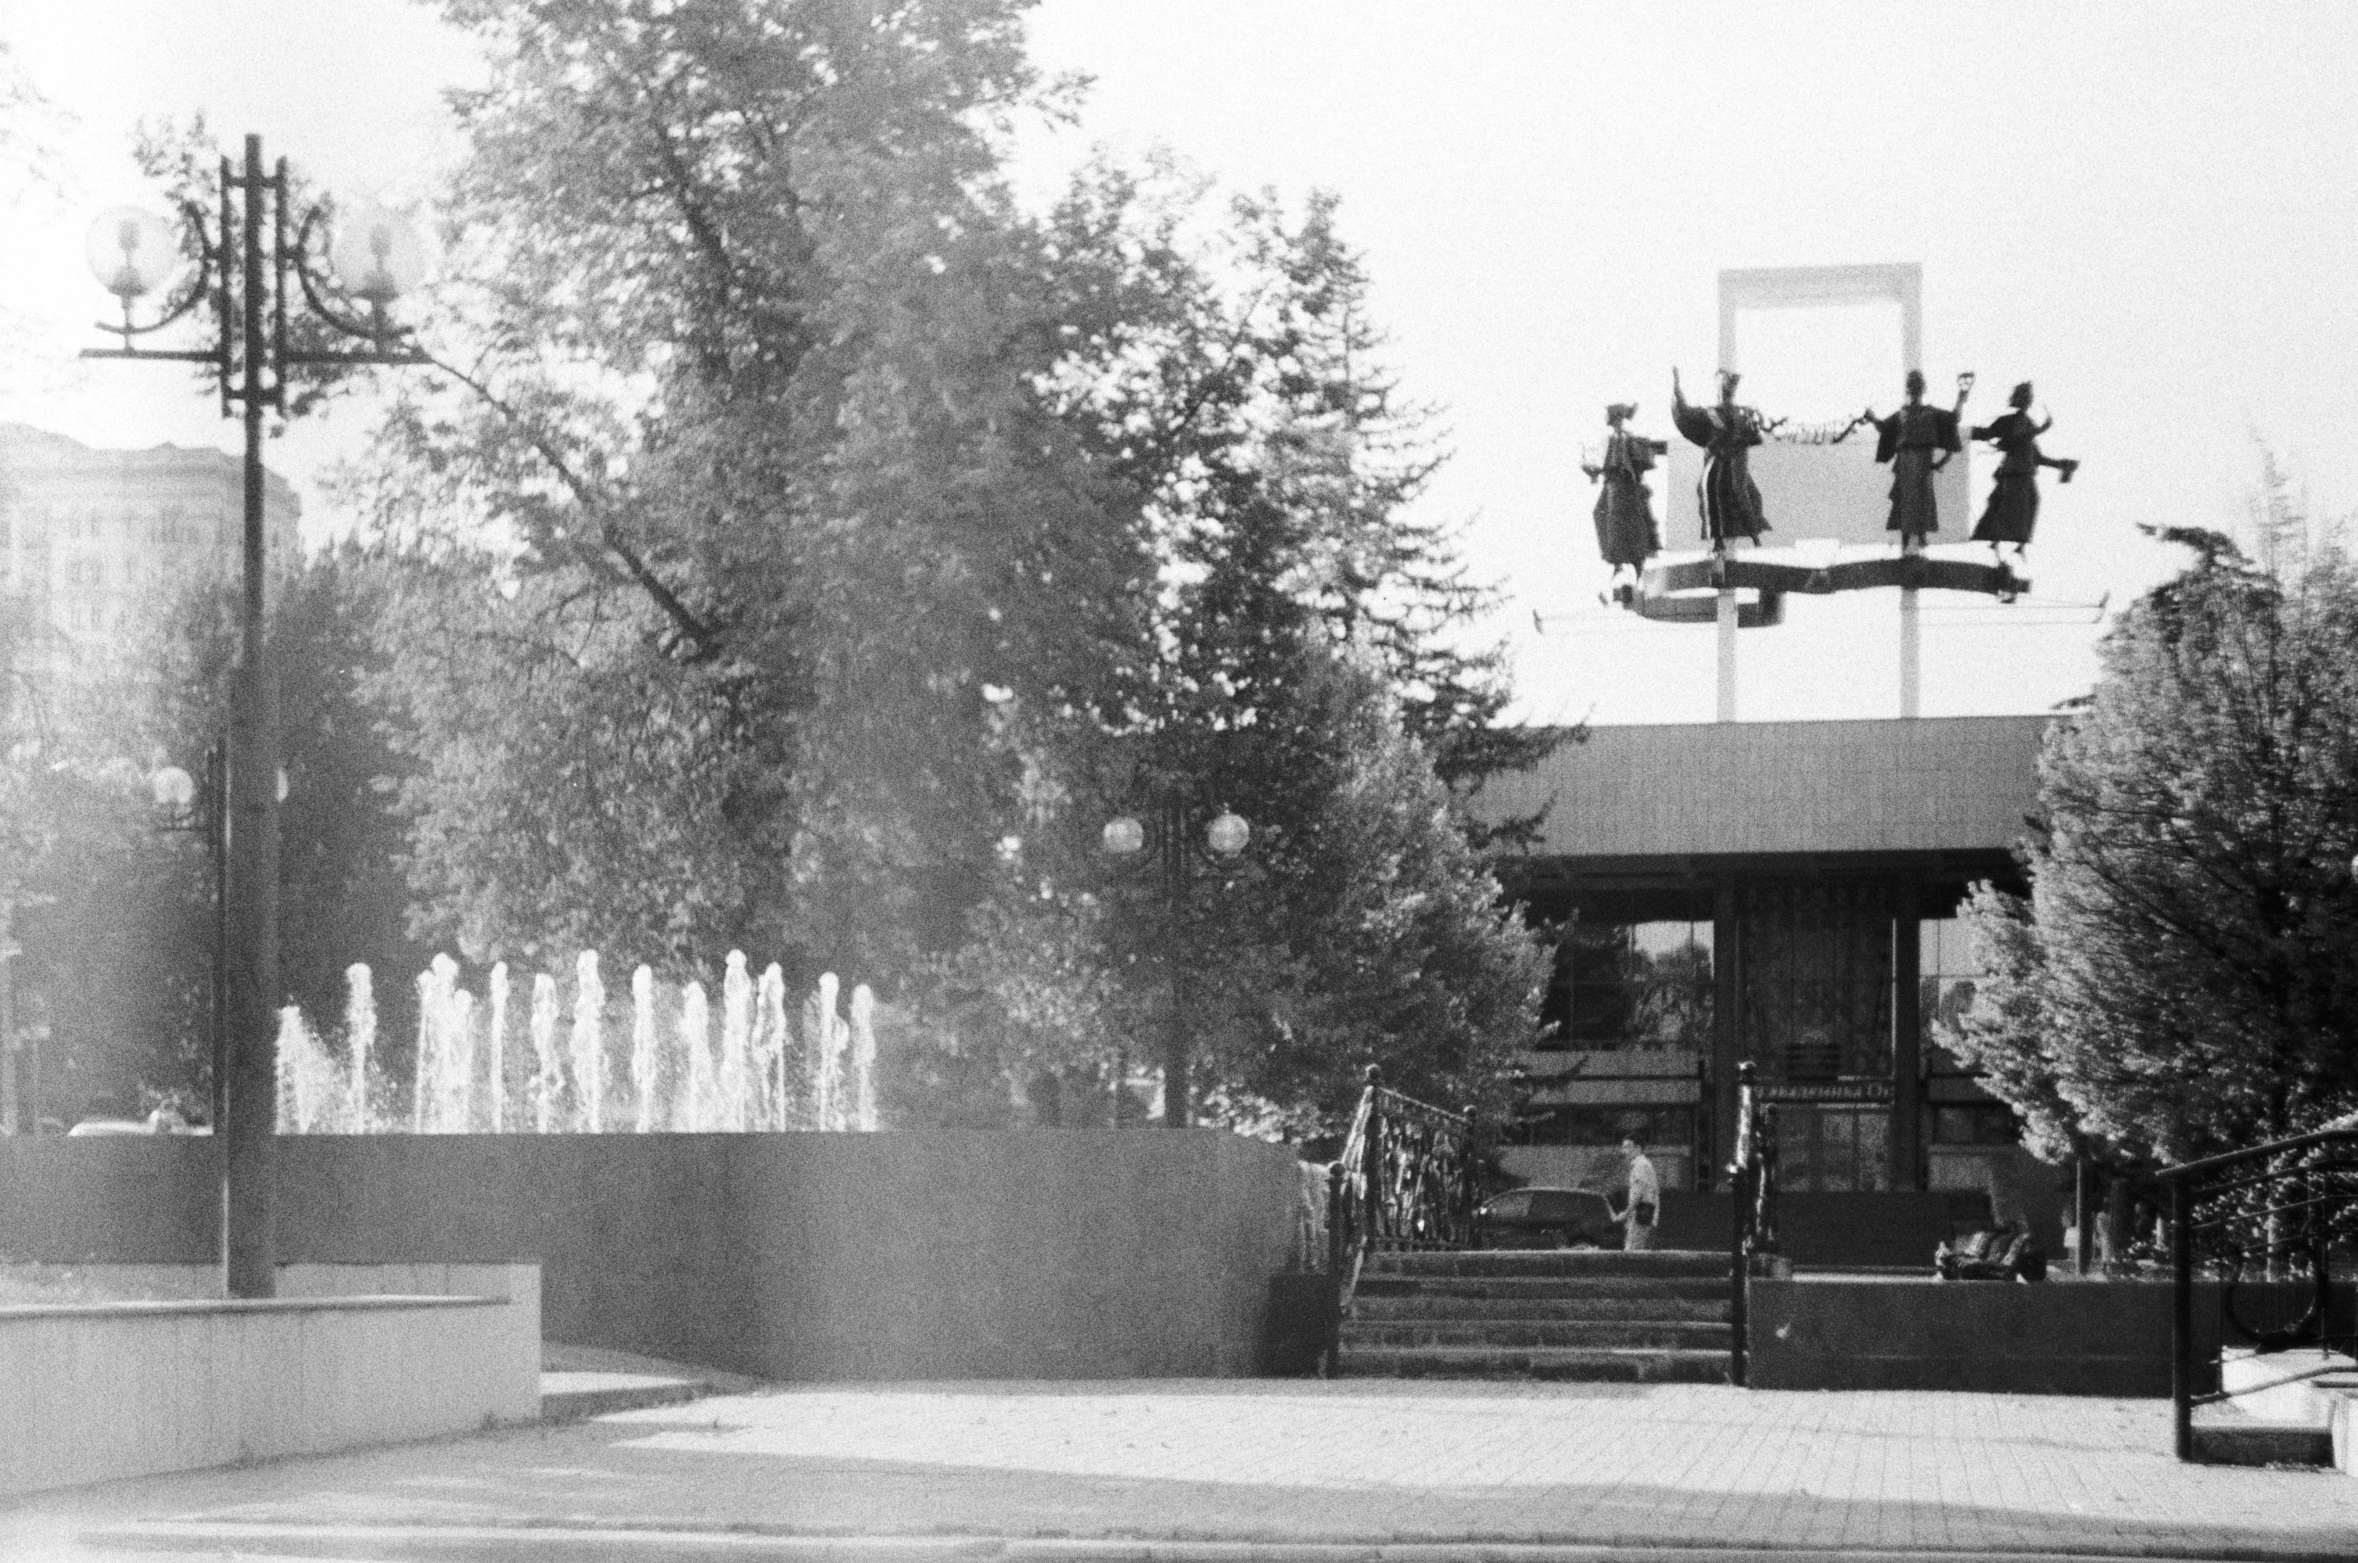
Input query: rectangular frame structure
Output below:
<box><xmin>1667</xmin><ymin>263</ymin><xmax>1970</xmax><ymax>550</ymax></box>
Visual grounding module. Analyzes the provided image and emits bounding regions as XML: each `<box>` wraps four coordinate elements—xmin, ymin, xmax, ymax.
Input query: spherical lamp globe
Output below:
<box><xmin>1206</xmin><ymin>811</ymin><xmax>1250</xmax><ymax>857</ymax></box>
<box><xmin>329</xmin><ymin>204</ymin><xmax>429</xmax><ymax>305</ymax></box>
<box><xmin>85</xmin><ymin>207</ymin><xmax>183</xmax><ymax>302</ymax></box>
<box><xmin>150</xmin><ymin>764</ymin><xmax>197</xmax><ymax>812</ymax></box>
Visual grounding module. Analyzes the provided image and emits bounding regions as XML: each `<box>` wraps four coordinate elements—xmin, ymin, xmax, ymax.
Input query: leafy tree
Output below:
<box><xmin>1953</xmin><ymin>524</ymin><xmax>2358</xmax><ymax>1165</ymax></box>
<box><xmin>337</xmin><ymin>4</ymin><xmax>1546</xmax><ymax>1133</ymax></box>
<box><xmin>908</xmin><ymin>177</ymin><xmax>1550</xmax><ymax>1132</ymax></box>
<box><xmin>154</xmin><ymin>544</ymin><xmax>436</xmax><ymax>1041</ymax></box>
<box><xmin>355</xmin><ymin>0</ymin><xmax>1147</xmax><ymax>985</ymax></box>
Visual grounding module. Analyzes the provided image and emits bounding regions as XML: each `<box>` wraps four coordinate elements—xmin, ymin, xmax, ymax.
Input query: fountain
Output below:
<box><xmin>272</xmin><ymin>949</ymin><xmax>881</xmax><ymax>1134</ymax></box>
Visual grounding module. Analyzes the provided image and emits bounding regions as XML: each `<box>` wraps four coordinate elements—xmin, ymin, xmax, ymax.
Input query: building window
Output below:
<box><xmin>1776</xmin><ymin>1105</ymin><xmax>1892</xmax><ymax>1192</ymax></box>
<box><xmin>1546</xmin><ymin>916</ymin><xmax>1713</xmax><ymax>1051</ymax></box>
<box><xmin>1739</xmin><ymin>880</ymin><xmax>1892</xmax><ymax>1082</ymax></box>
<box><xmin>1921</xmin><ymin>915</ymin><xmax>1987</xmax><ymax>1066</ymax></box>
<box><xmin>1932</xmin><ymin>1104</ymin><xmax>2020</xmax><ymax>1146</ymax></box>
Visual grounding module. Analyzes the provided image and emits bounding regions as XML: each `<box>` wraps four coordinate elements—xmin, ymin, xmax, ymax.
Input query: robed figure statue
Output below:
<box><xmin>1970</xmin><ymin>381</ymin><xmax>2078</xmax><ymax>560</ymax></box>
<box><xmin>1584</xmin><ymin>402</ymin><xmax>1669</xmax><ymax>576</ymax></box>
<box><xmin>1671</xmin><ymin>368</ymin><xmax>1772</xmax><ymax>548</ymax></box>
<box><xmin>1866</xmin><ymin>369</ymin><xmax>1971</xmax><ymax>549</ymax></box>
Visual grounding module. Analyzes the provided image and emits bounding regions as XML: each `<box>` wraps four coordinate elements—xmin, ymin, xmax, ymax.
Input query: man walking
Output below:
<box><xmin>1613</xmin><ymin>1135</ymin><xmax>1661</xmax><ymax>1251</ymax></box>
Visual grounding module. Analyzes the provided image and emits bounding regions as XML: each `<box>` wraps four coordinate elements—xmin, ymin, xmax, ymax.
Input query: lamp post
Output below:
<box><xmin>86</xmin><ymin>134</ymin><xmax>429</xmax><ymax>1298</ymax></box>
<box><xmin>1101</xmin><ymin>797</ymin><xmax>1250</xmax><ymax>1128</ymax></box>
<box><xmin>151</xmin><ymin>747</ymin><xmax>227</xmax><ymax>1134</ymax></box>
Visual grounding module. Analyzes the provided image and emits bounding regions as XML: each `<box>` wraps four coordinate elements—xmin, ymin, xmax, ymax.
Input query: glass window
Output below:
<box><xmin>1775</xmin><ymin>1105</ymin><xmax>1891</xmax><ymax>1192</ymax></box>
<box><xmin>1740</xmin><ymin>881</ymin><xmax>1891</xmax><ymax>1081</ymax></box>
<box><xmin>1933</xmin><ymin>1104</ymin><xmax>2019</xmax><ymax>1145</ymax></box>
<box><xmin>1547</xmin><ymin>917</ymin><xmax>1713</xmax><ymax>1051</ymax></box>
<box><xmin>1920</xmin><ymin>916</ymin><xmax>1988</xmax><ymax>1067</ymax></box>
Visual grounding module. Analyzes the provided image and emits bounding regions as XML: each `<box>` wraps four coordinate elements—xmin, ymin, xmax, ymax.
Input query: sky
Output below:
<box><xmin>4</xmin><ymin>0</ymin><xmax>2355</xmax><ymax>728</ymax></box>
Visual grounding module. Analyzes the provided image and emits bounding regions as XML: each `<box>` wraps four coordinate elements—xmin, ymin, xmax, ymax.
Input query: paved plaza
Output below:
<box><xmin>4</xmin><ymin>1379</ymin><xmax>2355</xmax><ymax>1561</ymax></box>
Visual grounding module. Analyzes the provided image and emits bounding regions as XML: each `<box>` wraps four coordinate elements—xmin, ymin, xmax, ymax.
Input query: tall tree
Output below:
<box><xmin>907</xmin><ymin>174</ymin><xmax>1549</xmax><ymax>1131</ymax></box>
<box><xmin>1953</xmin><ymin>524</ymin><xmax>2358</xmax><ymax>1164</ymax></box>
<box><xmin>358</xmin><ymin>0</ymin><xmax>1149</xmax><ymax>980</ymax></box>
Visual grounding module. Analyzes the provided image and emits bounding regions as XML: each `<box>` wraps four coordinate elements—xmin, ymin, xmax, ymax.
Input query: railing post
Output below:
<box><xmin>1459</xmin><ymin>1101</ymin><xmax>1480</xmax><ymax>1245</ymax></box>
<box><xmin>1731</xmin><ymin>1155</ymin><xmax>1751</xmax><ymax>1387</ymax></box>
<box><xmin>1326</xmin><ymin>1160</ymin><xmax>1346</xmax><ymax>1279</ymax></box>
<box><xmin>1361</xmin><ymin>1065</ymin><xmax>1384</xmax><ymax>1249</ymax></box>
<box><xmin>1729</xmin><ymin>1059</ymin><xmax>1757</xmax><ymax>1388</ymax></box>
<box><xmin>2172</xmin><ymin>1173</ymin><xmax>2194</xmax><ymax>1462</ymax></box>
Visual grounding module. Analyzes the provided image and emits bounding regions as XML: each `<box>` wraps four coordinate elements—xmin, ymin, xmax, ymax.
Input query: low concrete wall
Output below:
<box><xmin>0</xmin><ymin>1263</ymin><xmax>538</xmax><ymax>1498</ymax></box>
<box><xmin>1748</xmin><ymin>1277</ymin><xmax>2358</xmax><ymax>1397</ymax></box>
<box><xmin>0</xmin><ymin>1130</ymin><xmax>1305</xmax><ymax>1381</ymax></box>
<box><xmin>1657</xmin><ymin>1190</ymin><xmax>1991</xmax><ymax>1267</ymax></box>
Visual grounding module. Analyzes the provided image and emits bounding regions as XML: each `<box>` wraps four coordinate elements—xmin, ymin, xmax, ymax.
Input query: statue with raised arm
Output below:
<box><xmin>1866</xmin><ymin>370</ymin><xmax>1972</xmax><ymax>550</ymax></box>
<box><xmin>1584</xmin><ymin>402</ymin><xmax>1669</xmax><ymax>577</ymax></box>
<box><xmin>1970</xmin><ymin>381</ymin><xmax>2079</xmax><ymax>561</ymax></box>
<box><xmin>1670</xmin><ymin>367</ymin><xmax>1771</xmax><ymax>548</ymax></box>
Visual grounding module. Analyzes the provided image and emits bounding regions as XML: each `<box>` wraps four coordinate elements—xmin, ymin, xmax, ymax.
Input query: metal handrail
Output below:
<box><xmin>1727</xmin><ymin>1060</ymin><xmax>1779</xmax><ymax>1387</ymax></box>
<box><xmin>2157</xmin><ymin>1125</ymin><xmax>2358</xmax><ymax>1461</ymax></box>
<box><xmin>1327</xmin><ymin>1066</ymin><xmax>1490</xmax><ymax>1323</ymax></box>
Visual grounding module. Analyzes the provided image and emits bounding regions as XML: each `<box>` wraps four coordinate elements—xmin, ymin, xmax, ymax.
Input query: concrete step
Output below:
<box><xmin>539</xmin><ymin>1371</ymin><xmax>702</xmax><ymax>1421</ymax></box>
<box><xmin>537</xmin><ymin>1341</ymin><xmax>761</xmax><ymax>1423</ymax></box>
<box><xmin>1365</xmin><ymin>1248</ymin><xmax>1731</xmax><ymax>1280</ymax></box>
<box><xmin>1355</xmin><ymin>1273</ymin><xmax>1732</xmax><ymax>1302</ymax></box>
<box><xmin>1334</xmin><ymin>1343</ymin><xmax>1734</xmax><ymax>1383</ymax></box>
<box><xmin>2191</xmin><ymin>1421</ymin><xmax>2335</xmax><ymax>1468</ymax></box>
<box><xmin>1351</xmin><ymin>1292</ymin><xmax>1732</xmax><ymax>1323</ymax></box>
<box><xmin>1343</xmin><ymin>1318</ymin><xmax>1733</xmax><ymax>1351</ymax></box>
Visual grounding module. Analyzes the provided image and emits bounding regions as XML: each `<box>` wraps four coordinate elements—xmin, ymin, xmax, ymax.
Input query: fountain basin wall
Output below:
<box><xmin>0</xmin><ymin>1130</ymin><xmax>1306</xmax><ymax>1381</ymax></box>
<box><xmin>0</xmin><ymin>1263</ymin><xmax>539</xmax><ymax>1498</ymax></box>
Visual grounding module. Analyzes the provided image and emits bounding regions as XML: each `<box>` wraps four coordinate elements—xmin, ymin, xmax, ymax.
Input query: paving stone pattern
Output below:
<box><xmin>12</xmin><ymin>1379</ymin><xmax>2358</xmax><ymax>1558</ymax></box>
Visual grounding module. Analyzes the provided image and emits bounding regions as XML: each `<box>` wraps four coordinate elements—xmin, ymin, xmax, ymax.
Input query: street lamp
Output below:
<box><xmin>1101</xmin><ymin>798</ymin><xmax>1251</xmax><ymax>1128</ymax></box>
<box><xmin>86</xmin><ymin>135</ymin><xmax>430</xmax><ymax>1299</ymax></box>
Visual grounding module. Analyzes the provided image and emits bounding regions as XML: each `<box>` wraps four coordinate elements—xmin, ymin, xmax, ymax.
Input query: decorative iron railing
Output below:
<box><xmin>1326</xmin><ymin>1066</ymin><xmax>1492</xmax><ymax>1304</ymax></box>
<box><xmin>1727</xmin><ymin>1060</ymin><xmax>1780</xmax><ymax>1387</ymax></box>
<box><xmin>2157</xmin><ymin>1123</ymin><xmax>2358</xmax><ymax>1460</ymax></box>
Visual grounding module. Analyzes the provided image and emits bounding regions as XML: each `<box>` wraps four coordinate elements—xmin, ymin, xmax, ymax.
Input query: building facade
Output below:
<box><xmin>1</xmin><ymin>423</ymin><xmax>300</xmax><ymax>1138</ymax></box>
<box><xmin>1473</xmin><ymin>715</ymin><xmax>2057</xmax><ymax>1230</ymax></box>
<box><xmin>0</xmin><ymin>422</ymin><xmax>300</xmax><ymax>699</ymax></box>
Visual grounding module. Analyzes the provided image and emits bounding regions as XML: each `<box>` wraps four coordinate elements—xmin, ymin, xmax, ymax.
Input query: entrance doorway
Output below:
<box><xmin>1776</xmin><ymin>1105</ymin><xmax>1891</xmax><ymax>1192</ymax></box>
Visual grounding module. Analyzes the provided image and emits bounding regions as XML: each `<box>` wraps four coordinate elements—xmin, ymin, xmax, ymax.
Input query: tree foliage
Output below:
<box><xmin>1953</xmin><ymin>521</ymin><xmax>2358</xmax><ymax>1164</ymax></box>
<box><xmin>340</xmin><ymin>1</ymin><xmax>1546</xmax><ymax>1129</ymax></box>
<box><xmin>357</xmin><ymin>0</ymin><xmax>1145</xmax><ymax>983</ymax></box>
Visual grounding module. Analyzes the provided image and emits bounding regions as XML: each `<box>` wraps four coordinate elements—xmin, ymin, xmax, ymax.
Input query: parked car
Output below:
<box><xmin>65</xmin><ymin>1108</ymin><xmax>209</xmax><ymax>1137</ymax></box>
<box><xmin>1472</xmin><ymin>1186</ymin><xmax>1623</xmax><ymax>1249</ymax></box>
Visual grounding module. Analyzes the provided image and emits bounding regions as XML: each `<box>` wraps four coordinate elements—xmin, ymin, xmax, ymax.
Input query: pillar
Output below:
<box><xmin>1890</xmin><ymin>875</ymin><xmax>1923</xmax><ymax>1192</ymax></box>
<box><xmin>1711</xmin><ymin>872</ymin><xmax>1742</xmax><ymax>1188</ymax></box>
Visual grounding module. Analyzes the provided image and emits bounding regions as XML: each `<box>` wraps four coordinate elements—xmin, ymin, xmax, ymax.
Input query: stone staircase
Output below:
<box><xmin>1336</xmin><ymin>1247</ymin><xmax>1736</xmax><ymax>1382</ymax></box>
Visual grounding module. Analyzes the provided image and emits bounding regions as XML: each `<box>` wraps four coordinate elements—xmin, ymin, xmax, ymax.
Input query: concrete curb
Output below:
<box><xmin>70</xmin><ymin>1525</ymin><xmax>2358</xmax><ymax>1563</ymax></box>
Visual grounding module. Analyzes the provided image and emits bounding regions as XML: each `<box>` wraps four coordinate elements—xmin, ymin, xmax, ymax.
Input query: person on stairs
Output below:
<box><xmin>1612</xmin><ymin>1135</ymin><xmax>1661</xmax><ymax>1251</ymax></box>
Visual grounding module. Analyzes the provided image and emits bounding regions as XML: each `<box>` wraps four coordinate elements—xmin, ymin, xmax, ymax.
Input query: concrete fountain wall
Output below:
<box><xmin>0</xmin><ymin>1129</ymin><xmax>1308</xmax><ymax>1382</ymax></box>
<box><xmin>0</xmin><ymin>1263</ymin><xmax>539</xmax><ymax>1498</ymax></box>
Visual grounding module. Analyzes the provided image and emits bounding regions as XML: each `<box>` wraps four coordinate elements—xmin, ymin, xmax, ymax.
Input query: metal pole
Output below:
<box><xmin>208</xmin><ymin>741</ymin><xmax>227</xmax><ymax>1136</ymax></box>
<box><xmin>0</xmin><ymin>905</ymin><xmax>16</xmax><ymax>1136</ymax></box>
<box><xmin>2074</xmin><ymin>1154</ymin><xmax>2095</xmax><ymax>1278</ymax></box>
<box><xmin>1899</xmin><ymin>585</ymin><xmax>1921</xmax><ymax>718</ymax></box>
<box><xmin>222</xmin><ymin>133</ymin><xmax>280</xmax><ymax>1299</ymax></box>
<box><xmin>1715</xmin><ymin>587</ymin><xmax>1738</xmax><ymax>722</ymax></box>
<box><xmin>1161</xmin><ymin>796</ymin><xmax>1189</xmax><ymax>1129</ymax></box>
<box><xmin>1730</xmin><ymin>1156</ymin><xmax>1750</xmax><ymax>1387</ymax></box>
<box><xmin>2171</xmin><ymin>1176</ymin><xmax>2194</xmax><ymax>1461</ymax></box>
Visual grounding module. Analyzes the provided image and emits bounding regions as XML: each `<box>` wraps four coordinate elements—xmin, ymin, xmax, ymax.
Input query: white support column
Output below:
<box><xmin>1899</xmin><ymin>585</ymin><xmax>1921</xmax><ymax>718</ymax></box>
<box><xmin>1716</xmin><ymin>587</ymin><xmax>1739</xmax><ymax>722</ymax></box>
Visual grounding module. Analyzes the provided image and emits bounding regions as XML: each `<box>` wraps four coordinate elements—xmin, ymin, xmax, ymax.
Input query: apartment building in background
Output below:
<box><xmin>1</xmin><ymin>421</ymin><xmax>300</xmax><ymax>703</ymax></box>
